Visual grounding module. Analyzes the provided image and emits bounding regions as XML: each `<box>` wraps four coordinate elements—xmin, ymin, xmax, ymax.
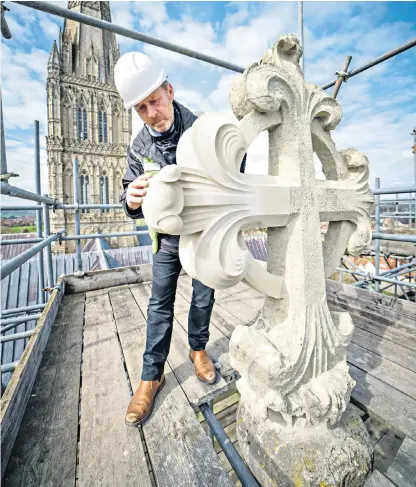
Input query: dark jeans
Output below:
<box><xmin>141</xmin><ymin>250</ymin><xmax>215</xmax><ymax>381</ymax></box>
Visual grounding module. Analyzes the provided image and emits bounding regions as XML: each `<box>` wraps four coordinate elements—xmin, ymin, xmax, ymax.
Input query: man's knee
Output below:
<box><xmin>192</xmin><ymin>281</ymin><xmax>215</xmax><ymax>308</ymax></box>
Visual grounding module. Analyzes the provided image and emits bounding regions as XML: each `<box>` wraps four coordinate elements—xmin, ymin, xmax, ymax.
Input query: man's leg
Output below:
<box><xmin>188</xmin><ymin>279</ymin><xmax>216</xmax><ymax>383</ymax></box>
<box><xmin>126</xmin><ymin>250</ymin><xmax>182</xmax><ymax>427</ymax></box>
<box><xmin>141</xmin><ymin>250</ymin><xmax>182</xmax><ymax>381</ymax></box>
<box><xmin>188</xmin><ymin>278</ymin><xmax>215</xmax><ymax>350</ymax></box>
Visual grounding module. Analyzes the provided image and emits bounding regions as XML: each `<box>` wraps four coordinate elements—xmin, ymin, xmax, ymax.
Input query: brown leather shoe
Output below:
<box><xmin>189</xmin><ymin>349</ymin><xmax>216</xmax><ymax>384</ymax></box>
<box><xmin>125</xmin><ymin>375</ymin><xmax>165</xmax><ymax>427</ymax></box>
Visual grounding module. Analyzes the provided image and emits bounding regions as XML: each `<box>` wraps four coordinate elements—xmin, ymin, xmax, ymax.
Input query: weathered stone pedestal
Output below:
<box><xmin>237</xmin><ymin>402</ymin><xmax>372</xmax><ymax>487</ymax></box>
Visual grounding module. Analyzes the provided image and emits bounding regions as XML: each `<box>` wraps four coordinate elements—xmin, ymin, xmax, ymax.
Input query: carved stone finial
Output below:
<box><xmin>142</xmin><ymin>34</ymin><xmax>374</xmax><ymax>486</ymax></box>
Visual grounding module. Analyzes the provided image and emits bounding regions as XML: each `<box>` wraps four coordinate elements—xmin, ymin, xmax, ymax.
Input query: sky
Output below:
<box><xmin>1</xmin><ymin>0</ymin><xmax>415</xmax><ymax>208</ymax></box>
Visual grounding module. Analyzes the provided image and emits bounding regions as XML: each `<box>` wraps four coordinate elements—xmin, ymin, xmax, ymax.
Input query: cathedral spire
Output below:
<box><xmin>48</xmin><ymin>40</ymin><xmax>60</xmax><ymax>78</ymax></box>
<box><xmin>48</xmin><ymin>40</ymin><xmax>60</xmax><ymax>66</ymax></box>
<box><xmin>62</xmin><ymin>1</ymin><xmax>118</xmax><ymax>82</ymax></box>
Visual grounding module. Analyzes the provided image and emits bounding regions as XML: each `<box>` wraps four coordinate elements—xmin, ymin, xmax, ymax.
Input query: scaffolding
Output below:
<box><xmin>1</xmin><ymin>0</ymin><xmax>416</xmax><ymax>369</ymax></box>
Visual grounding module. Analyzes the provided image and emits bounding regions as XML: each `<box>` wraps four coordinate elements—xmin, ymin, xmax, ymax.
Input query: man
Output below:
<box><xmin>114</xmin><ymin>52</ymin><xmax>218</xmax><ymax>427</ymax></box>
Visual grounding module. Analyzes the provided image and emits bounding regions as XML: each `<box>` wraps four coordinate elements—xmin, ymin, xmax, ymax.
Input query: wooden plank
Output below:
<box><xmin>177</xmin><ymin>276</ymin><xmax>258</xmax><ymax>327</ymax></box>
<box><xmin>364</xmin><ymin>469</ymin><xmax>395</xmax><ymax>487</ymax></box>
<box><xmin>197</xmin><ymin>391</ymin><xmax>240</xmax><ymax>422</ymax></box>
<box><xmin>326</xmin><ymin>279</ymin><xmax>416</xmax><ymax>333</ymax></box>
<box><xmin>347</xmin><ymin>342</ymin><xmax>416</xmax><ymax>399</ymax></box>
<box><xmin>350</xmin><ymin>327</ymin><xmax>416</xmax><ymax>373</ymax></box>
<box><xmin>374</xmin><ymin>429</ymin><xmax>405</xmax><ymax>473</ymax></box>
<box><xmin>214</xmin><ymin>421</ymin><xmax>237</xmax><ymax>454</ymax></box>
<box><xmin>327</xmin><ymin>278</ymin><xmax>416</xmax><ymax>322</ymax></box>
<box><xmin>329</xmin><ymin>304</ymin><xmax>416</xmax><ymax>352</ymax></box>
<box><xmin>220</xmin><ymin>285</ymin><xmax>265</xmax><ymax>312</ymax></box>
<box><xmin>109</xmin><ymin>286</ymin><xmax>234</xmax><ymax>487</ymax></box>
<box><xmin>173</xmin><ymin>289</ymin><xmax>234</xmax><ymax>379</ymax></box>
<box><xmin>228</xmin><ymin>469</ymin><xmax>243</xmax><ymax>487</ymax></box>
<box><xmin>179</xmin><ymin>275</ymin><xmax>260</xmax><ymax>325</ymax></box>
<box><xmin>65</xmin><ymin>264</ymin><xmax>187</xmax><ymax>294</ymax></box>
<box><xmin>218</xmin><ymin>441</ymin><xmax>242</xmax><ymax>474</ymax></box>
<box><xmin>365</xmin><ymin>416</ymin><xmax>390</xmax><ymax>447</ymax></box>
<box><xmin>1</xmin><ymin>277</ymin><xmax>65</xmax><ymax>479</ymax></box>
<box><xmin>349</xmin><ymin>364</ymin><xmax>416</xmax><ymax>441</ymax></box>
<box><xmin>385</xmin><ymin>437</ymin><xmax>416</xmax><ymax>487</ymax></box>
<box><xmin>201</xmin><ymin>403</ymin><xmax>238</xmax><ymax>436</ymax></box>
<box><xmin>3</xmin><ymin>294</ymin><xmax>85</xmax><ymax>486</ymax></box>
<box><xmin>176</xmin><ymin>277</ymin><xmax>245</xmax><ymax>339</ymax></box>
<box><xmin>77</xmin><ymin>291</ymin><xmax>151</xmax><ymax>487</ymax></box>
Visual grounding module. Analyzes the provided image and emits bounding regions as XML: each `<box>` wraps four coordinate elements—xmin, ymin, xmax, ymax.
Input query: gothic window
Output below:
<box><xmin>114</xmin><ymin>172</ymin><xmax>122</xmax><ymax>203</ymax></box>
<box><xmin>105</xmin><ymin>175</ymin><xmax>109</xmax><ymax>212</ymax></box>
<box><xmin>62</xmin><ymin>93</ymin><xmax>73</xmax><ymax>138</ymax></box>
<box><xmin>80</xmin><ymin>175</ymin><xmax>84</xmax><ymax>204</ymax></box>
<box><xmin>77</xmin><ymin>108</ymin><xmax>82</xmax><ymax>139</ymax></box>
<box><xmin>83</xmin><ymin>109</ymin><xmax>87</xmax><ymax>139</ymax></box>
<box><xmin>98</xmin><ymin>110</ymin><xmax>107</xmax><ymax>143</ymax></box>
<box><xmin>77</xmin><ymin>107</ymin><xmax>88</xmax><ymax>140</ymax></box>
<box><xmin>100</xmin><ymin>175</ymin><xmax>104</xmax><ymax>206</ymax></box>
<box><xmin>98</xmin><ymin>111</ymin><xmax>102</xmax><ymax>142</ymax></box>
<box><xmin>80</xmin><ymin>173</ymin><xmax>90</xmax><ymax>213</ymax></box>
<box><xmin>100</xmin><ymin>173</ymin><xmax>110</xmax><ymax>212</ymax></box>
<box><xmin>104</xmin><ymin>113</ymin><xmax>108</xmax><ymax>142</ymax></box>
<box><xmin>85</xmin><ymin>175</ymin><xmax>90</xmax><ymax>206</ymax></box>
<box><xmin>72</xmin><ymin>45</ymin><xmax>76</xmax><ymax>72</ymax></box>
<box><xmin>112</xmin><ymin>108</ymin><xmax>121</xmax><ymax>144</ymax></box>
<box><xmin>64</xmin><ymin>173</ymin><xmax>73</xmax><ymax>204</ymax></box>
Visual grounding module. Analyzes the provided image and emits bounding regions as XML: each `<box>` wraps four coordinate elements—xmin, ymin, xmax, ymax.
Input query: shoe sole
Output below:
<box><xmin>125</xmin><ymin>376</ymin><xmax>166</xmax><ymax>428</ymax></box>
<box><xmin>189</xmin><ymin>354</ymin><xmax>216</xmax><ymax>385</ymax></box>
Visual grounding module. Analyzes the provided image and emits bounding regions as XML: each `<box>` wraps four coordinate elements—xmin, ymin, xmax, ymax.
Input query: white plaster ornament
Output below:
<box><xmin>142</xmin><ymin>35</ymin><xmax>374</xmax><ymax>427</ymax></box>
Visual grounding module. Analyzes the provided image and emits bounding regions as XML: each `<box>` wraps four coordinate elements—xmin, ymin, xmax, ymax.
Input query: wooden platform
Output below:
<box><xmin>2</xmin><ymin>265</ymin><xmax>416</xmax><ymax>486</ymax></box>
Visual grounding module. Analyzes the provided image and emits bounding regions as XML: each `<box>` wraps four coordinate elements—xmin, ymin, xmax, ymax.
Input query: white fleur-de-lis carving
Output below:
<box><xmin>142</xmin><ymin>110</ymin><xmax>290</xmax><ymax>298</ymax></box>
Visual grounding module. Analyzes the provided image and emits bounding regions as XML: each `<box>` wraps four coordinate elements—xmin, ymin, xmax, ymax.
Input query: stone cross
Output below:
<box><xmin>143</xmin><ymin>35</ymin><xmax>374</xmax><ymax>485</ymax></box>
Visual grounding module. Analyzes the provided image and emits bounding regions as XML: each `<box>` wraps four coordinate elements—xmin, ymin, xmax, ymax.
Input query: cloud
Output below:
<box><xmin>133</xmin><ymin>2</ymin><xmax>168</xmax><ymax>29</ymax></box>
<box><xmin>1</xmin><ymin>43</ymin><xmax>49</xmax><ymax>130</ymax></box>
<box><xmin>1</xmin><ymin>139</ymin><xmax>49</xmax><ymax>207</ymax></box>
<box><xmin>1</xmin><ymin>0</ymin><xmax>415</xmax><ymax>213</ymax></box>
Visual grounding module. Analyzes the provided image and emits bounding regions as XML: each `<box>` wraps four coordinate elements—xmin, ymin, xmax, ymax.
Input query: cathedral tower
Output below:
<box><xmin>47</xmin><ymin>1</ymin><xmax>136</xmax><ymax>253</ymax></box>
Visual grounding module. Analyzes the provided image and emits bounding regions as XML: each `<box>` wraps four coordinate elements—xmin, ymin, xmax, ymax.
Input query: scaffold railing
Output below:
<box><xmin>1</xmin><ymin>0</ymin><xmax>415</xmax><ymax>377</ymax></box>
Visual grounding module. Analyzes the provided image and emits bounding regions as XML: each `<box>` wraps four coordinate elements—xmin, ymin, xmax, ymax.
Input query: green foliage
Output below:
<box><xmin>1</xmin><ymin>225</ymin><xmax>38</xmax><ymax>234</ymax></box>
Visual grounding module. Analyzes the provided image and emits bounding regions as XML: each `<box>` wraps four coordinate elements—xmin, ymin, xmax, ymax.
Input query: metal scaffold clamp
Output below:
<box><xmin>51</xmin><ymin>197</ymin><xmax>60</xmax><ymax>212</ymax></box>
<box><xmin>335</xmin><ymin>70</ymin><xmax>350</xmax><ymax>82</ymax></box>
<box><xmin>0</xmin><ymin>172</ymin><xmax>19</xmax><ymax>182</ymax></box>
<box><xmin>42</xmin><ymin>284</ymin><xmax>61</xmax><ymax>293</ymax></box>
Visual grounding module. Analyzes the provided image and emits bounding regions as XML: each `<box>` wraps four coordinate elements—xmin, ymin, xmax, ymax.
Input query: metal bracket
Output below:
<box><xmin>0</xmin><ymin>172</ymin><xmax>19</xmax><ymax>182</ymax></box>
<box><xmin>335</xmin><ymin>70</ymin><xmax>349</xmax><ymax>82</ymax></box>
<box><xmin>42</xmin><ymin>284</ymin><xmax>61</xmax><ymax>293</ymax></box>
<box><xmin>52</xmin><ymin>197</ymin><xmax>60</xmax><ymax>213</ymax></box>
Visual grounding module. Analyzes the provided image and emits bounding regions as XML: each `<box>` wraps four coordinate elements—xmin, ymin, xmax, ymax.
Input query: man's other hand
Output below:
<box><xmin>126</xmin><ymin>174</ymin><xmax>152</xmax><ymax>210</ymax></box>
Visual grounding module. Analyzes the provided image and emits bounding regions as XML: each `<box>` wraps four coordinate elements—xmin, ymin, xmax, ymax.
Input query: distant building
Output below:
<box><xmin>46</xmin><ymin>1</ymin><xmax>137</xmax><ymax>253</ymax></box>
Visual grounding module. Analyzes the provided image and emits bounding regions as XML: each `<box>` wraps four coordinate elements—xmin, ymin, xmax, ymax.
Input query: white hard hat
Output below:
<box><xmin>114</xmin><ymin>52</ymin><xmax>167</xmax><ymax>110</ymax></box>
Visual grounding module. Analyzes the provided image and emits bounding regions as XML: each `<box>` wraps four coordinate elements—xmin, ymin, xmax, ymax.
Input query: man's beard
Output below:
<box><xmin>152</xmin><ymin>118</ymin><xmax>173</xmax><ymax>132</ymax></box>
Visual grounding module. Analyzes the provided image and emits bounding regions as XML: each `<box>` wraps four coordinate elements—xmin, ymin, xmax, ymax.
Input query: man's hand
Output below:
<box><xmin>126</xmin><ymin>174</ymin><xmax>152</xmax><ymax>210</ymax></box>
